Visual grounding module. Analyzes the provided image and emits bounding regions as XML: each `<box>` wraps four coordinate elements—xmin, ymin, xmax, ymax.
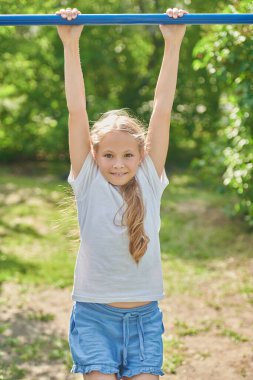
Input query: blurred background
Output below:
<box><xmin>0</xmin><ymin>0</ymin><xmax>252</xmax><ymax>225</ymax></box>
<box><xmin>0</xmin><ymin>0</ymin><xmax>252</xmax><ymax>379</ymax></box>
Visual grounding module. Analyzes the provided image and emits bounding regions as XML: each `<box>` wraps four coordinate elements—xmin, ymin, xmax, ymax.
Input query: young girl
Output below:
<box><xmin>56</xmin><ymin>6</ymin><xmax>187</xmax><ymax>380</ymax></box>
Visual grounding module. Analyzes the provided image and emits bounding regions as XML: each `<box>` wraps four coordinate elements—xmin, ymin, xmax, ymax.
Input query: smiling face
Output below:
<box><xmin>93</xmin><ymin>131</ymin><xmax>144</xmax><ymax>186</ymax></box>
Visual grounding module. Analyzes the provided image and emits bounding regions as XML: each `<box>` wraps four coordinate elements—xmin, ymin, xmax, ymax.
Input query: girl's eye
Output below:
<box><xmin>104</xmin><ymin>153</ymin><xmax>133</xmax><ymax>158</ymax></box>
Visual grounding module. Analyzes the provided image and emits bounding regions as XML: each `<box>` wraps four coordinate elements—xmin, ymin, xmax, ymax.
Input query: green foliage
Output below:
<box><xmin>192</xmin><ymin>0</ymin><xmax>253</xmax><ymax>225</ymax></box>
<box><xmin>0</xmin><ymin>0</ymin><xmax>252</xmax><ymax>225</ymax></box>
<box><xmin>0</xmin><ymin>0</ymin><xmax>171</xmax><ymax>161</ymax></box>
<box><xmin>0</xmin><ymin>0</ymin><xmax>209</xmax><ymax>163</ymax></box>
<box><xmin>0</xmin><ymin>1</ymin><xmax>68</xmax><ymax>161</ymax></box>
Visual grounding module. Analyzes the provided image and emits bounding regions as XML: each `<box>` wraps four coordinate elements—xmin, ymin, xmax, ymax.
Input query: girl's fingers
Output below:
<box><xmin>60</xmin><ymin>10</ymin><xmax>67</xmax><ymax>18</ymax></box>
<box><xmin>173</xmin><ymin>8</ymin><xmax>179</xmax><ymax>18</ymax></box>
<box><xmin>166</xmin><ymin>8</ymin><xmax>173</xmax><ymax>18</ymax></box>
<box><xmin>72</xmin><ymin>8</ymin><xmax>80</xmax><ymax>19</ymax></box>
<box><xmin>55</xmin><ymin>8</ymin><xmax>81</xmax><ymax>19</ymax></box>
<box><xmin>66</xmin><ymin>8</ymin><xmax>72</xmax><ymax>20</ymax></box>
<box><xmin>72</xmin><ymin>8</ymin><xmax>81</xmax><ymax>14</ymax></box>
<box><xmin>178</xmin><ymin>10</ymin><xmax>188</xmax><ymax>17</ymax></box>
<box><xmin>166</xmin><ymin>8</ymin><xmax>188</xmax><ymax>18</ymax></box>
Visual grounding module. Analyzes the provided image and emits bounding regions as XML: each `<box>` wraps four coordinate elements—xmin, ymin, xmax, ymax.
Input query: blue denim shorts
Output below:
<box><xmin>69</xmin><ymin>300</ymin><xmax>165</xmax><ymax>379</ymax></box>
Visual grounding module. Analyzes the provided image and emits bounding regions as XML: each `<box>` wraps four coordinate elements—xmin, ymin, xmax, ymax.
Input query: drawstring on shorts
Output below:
<box><xmin>122</xmin><ymin>312</ymin><xmax>145</xmax><ymax>365</ymax></box>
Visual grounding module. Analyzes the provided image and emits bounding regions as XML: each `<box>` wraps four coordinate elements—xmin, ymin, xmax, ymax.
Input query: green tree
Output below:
<box><xmin>192</xmin><ymin>0</ymin><xmax>253</xmax><ymax>225</ymax></box>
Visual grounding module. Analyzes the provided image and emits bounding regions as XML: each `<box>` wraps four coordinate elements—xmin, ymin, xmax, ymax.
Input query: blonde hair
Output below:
<box><xmin>90</xmin><ymin>109</ymin><xmax>150</xmax><ymax>265</ymax></box>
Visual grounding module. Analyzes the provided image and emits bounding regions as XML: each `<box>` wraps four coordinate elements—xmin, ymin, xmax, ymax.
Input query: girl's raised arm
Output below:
<box><xmin>56</xmin><ymin>8</ymin><xmax>91</xmax><ymax>179</ymax></box>
<box><xmin>146</xmin><ymin>7</ymin><xmax>188</xmax><ymax>178</ymax></box>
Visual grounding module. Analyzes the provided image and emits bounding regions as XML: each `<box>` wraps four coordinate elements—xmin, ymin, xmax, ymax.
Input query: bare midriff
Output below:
<box><xmin>106</xmin><ymin>301</ymin><xmax>152</xmax><ymax>308</ymax></box>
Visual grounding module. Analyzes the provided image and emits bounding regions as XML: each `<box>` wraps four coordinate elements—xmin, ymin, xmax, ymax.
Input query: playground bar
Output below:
<box><xmin>0</xmin><ymin>14</ymin><xmax>253</xmax><ymax>26</ymax></box>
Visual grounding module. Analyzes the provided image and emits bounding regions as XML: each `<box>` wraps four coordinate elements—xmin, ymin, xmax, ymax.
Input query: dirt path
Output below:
<box><xmin>161</xmin><ymin>292</ymin><xmax>253</xmax><ymax>380</ymax></box>
<box><xmin>0</xmin><ymin>281</ymin><xmax>252</xmax><ymax>380</ymax></box>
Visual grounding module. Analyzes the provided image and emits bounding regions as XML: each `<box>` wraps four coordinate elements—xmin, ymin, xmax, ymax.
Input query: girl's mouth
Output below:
<box><xmin>110</xmin><ymin>173</ymin><xmax>127</xmax><ymax>176</ymax></box>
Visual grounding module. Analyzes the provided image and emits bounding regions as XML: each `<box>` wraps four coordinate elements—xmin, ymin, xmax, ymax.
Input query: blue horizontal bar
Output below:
<box><xmin>0</xmin><ymin>14</ymin><xmax>252</xmax><ymax>26</ymax></box>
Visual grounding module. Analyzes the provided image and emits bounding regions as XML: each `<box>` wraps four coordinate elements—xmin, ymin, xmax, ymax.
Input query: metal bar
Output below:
<box><xmin>0</xmin><ymin>14</ymin><xmax>252</xmax><ymax>26</ymax></box>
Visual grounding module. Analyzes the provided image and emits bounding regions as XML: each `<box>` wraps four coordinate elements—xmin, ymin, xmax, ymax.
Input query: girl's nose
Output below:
<box><xmin>113</xmin><ymin>162</ymin><xmax>124</xmax><ymax>168</ymax></box>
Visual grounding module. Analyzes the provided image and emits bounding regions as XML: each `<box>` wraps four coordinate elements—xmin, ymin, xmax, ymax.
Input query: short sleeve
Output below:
<box><xmin>67</xmin><ymin>151</ymin><xmax>98</xmax><ymax>199</ymax></box>
<box><xmin>141</xmin><ymin>154</ymin><xmax>169</xmax><ymax>200</ymax></box>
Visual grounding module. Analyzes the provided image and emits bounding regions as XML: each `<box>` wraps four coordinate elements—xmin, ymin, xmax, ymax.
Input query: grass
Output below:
<box><xmin>0</xmin><ymin>335</ymin><xmax>71</xmax><ymax>380</ymax></box>
<box><xmin>0</xmin><ymin>160</ymin><xmax>252</xmax><ymax>379</ymax></box>
<box><xmin>0</xmin><ymin>162</ymin><xmax>77</xmax><ymax>288</ymax></box>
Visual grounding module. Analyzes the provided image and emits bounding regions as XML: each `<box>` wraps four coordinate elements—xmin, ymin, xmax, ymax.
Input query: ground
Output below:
<box><xmin>1</xmin><ymin>276</ymin><xmax>252</xmax><ymax>380</ymax></box>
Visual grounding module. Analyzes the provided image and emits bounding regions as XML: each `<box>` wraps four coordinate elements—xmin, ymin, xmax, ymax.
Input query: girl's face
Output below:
<box><xmin>93</xmin><ymin>131</ymin><xmax>144</xmax><ymax>186</ymax></box>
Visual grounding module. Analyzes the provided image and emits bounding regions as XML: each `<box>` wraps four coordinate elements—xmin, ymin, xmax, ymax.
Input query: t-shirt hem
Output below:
<box><xmin>72</xmin><ymin>293</ymin><xmax>165</xmax><ymax>303</ymax></box>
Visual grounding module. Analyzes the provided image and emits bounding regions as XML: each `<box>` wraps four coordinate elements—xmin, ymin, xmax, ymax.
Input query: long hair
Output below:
<box><xmin>90</xmin><ymin>109</ymin><xmax>150</xmax><ymax>265</ymax></box>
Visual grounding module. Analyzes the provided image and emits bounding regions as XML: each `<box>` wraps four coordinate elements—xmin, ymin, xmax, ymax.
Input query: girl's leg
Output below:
<box><xmin>123</xmin><ymin>375</ymin><xmax>159</xmax><ymax>380</ymax></box>
<box><xmin>84</xmin><ymin>372</ymin><xmax>118</xmax><ymax>379</ymax></box>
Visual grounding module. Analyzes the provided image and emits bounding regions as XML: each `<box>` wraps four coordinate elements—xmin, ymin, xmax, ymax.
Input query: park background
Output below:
<box><xmin>0</xmin><ymin>0</ymin><xmax>252</xmax><ymax>379</ymax></box>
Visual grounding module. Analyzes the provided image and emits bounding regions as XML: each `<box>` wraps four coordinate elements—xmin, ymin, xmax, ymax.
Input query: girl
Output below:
<box><xmin>56</xmin><ymin>5</ymin><xmax>188</xmax><ymax>380</ymax></box>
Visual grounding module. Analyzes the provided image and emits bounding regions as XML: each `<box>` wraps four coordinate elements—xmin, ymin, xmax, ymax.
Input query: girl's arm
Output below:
<box><xmin>146</xmin><ymin>7</ymin><xmax>188</xmax><ymax>177</ymax></box>
<box><xmin>56</xmin><ymin>8</ymin><xmax>91</xmax><ymax>179</ymax></box>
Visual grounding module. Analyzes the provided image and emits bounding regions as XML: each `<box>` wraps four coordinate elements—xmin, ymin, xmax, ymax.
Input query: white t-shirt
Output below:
<box><xmin>67</xmin><ymin>151</ymin><xmax>169</xmax><ymax>303</ymax></box>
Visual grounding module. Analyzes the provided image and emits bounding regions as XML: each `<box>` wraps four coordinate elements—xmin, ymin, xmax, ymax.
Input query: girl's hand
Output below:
<box><xmin>55</xmin><ymin>8</ymin><xmax>84</xmax><ymax>45</ymax></box>
<box><xmin>159</xmin><ymin>8</ymin><xmax>188</xmax><ymax>45</ymax></box>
